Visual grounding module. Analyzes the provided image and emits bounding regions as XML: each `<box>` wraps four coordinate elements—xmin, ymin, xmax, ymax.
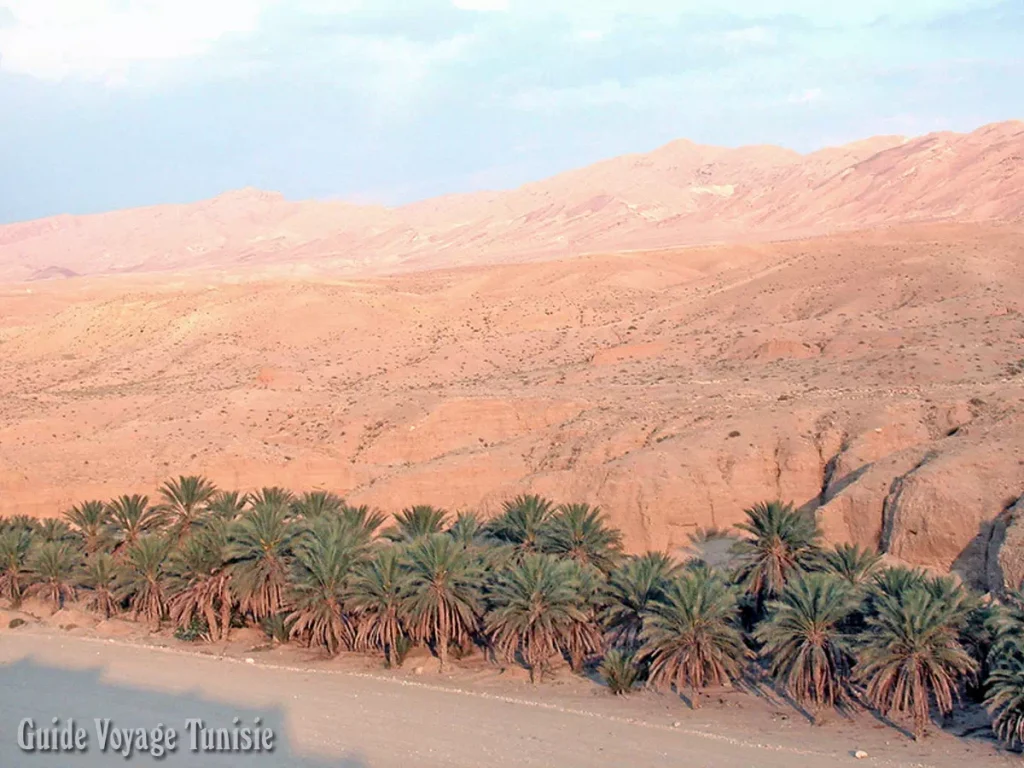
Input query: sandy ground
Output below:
<box><xmin>0</xmin><ymin>620</ymin><xmax>1014</xmax><ymax>768</ymax></box>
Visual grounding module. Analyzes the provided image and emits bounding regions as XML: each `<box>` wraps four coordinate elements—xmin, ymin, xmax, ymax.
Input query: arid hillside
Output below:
<box><xmin>2</xmin><ymin>222</ymin><xmax>1022</xmax><ymax>588</ymax></box>
<box><xmin>0</xmin><ymin>121</ymin><xmax>1021</xmax><ymax>282</ymax></box>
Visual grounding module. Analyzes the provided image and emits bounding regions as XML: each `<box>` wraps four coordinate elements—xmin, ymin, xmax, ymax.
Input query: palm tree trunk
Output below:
<box><xmin>913</xmin><ymin>671</ymin><xmax>927</xmax><ymax>741</ymax></box>
<box><xmin>219</xmin><ymin>599</ymin><xmax>232</xmax><ymax>642</ymax></box>
<box><xmin>692</xmin><ymin>685</ymin><xmax>701</xmax><ymax>710</ymax></box>
<box><xmin>438</xmin><ymin>608</ymin><xmax>450</xmax><ymax>672</ymax></box>
<box><xmin>204</xmin><ymin>605</ymin><xmax>218</xmax><ymax>642</ymax></box>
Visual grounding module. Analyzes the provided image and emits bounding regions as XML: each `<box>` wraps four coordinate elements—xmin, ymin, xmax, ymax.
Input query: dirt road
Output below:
<box><xmin>0</xmin><ymin>632</ymin><xmax>1005</xmax><ymax>767</ymax></box>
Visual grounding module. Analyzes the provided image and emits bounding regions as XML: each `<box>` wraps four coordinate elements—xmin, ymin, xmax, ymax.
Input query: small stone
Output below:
<box><xmin>854</xmin><ymin>750</ymin><xmax>869</xmax><ymax>759</ymax></box>
<box><xmin>245</xmin><ymin>657</ymin><xmax>255</xmax><ymax>665</ymax></box>
<box><xmin>672</xmin><ymin>721</ymin><xmax>681</xmax><ymax>728</ymax></box>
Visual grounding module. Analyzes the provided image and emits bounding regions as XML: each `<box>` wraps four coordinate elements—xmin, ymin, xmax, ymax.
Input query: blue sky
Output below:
<box><xmin>0</xmin><ymin>0</ymin><xmax>1021</xmax><ymax>224</ymax></box>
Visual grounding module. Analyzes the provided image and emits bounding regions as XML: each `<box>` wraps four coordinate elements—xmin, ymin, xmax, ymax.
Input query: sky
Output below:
<box><xmin>0</xmin><ymin>0</ymin><xmax>1022</xmax><ymax>224</ymax></box>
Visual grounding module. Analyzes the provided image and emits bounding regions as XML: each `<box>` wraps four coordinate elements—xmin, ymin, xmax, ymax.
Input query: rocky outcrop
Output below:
<box><xmin>987</xmin><ymin>498</ymin><xmax>1024</xmax><ymax>594</ymax></box>
<box><xmin>2</xmin><ymin>223</ymin><xmax>1023</xmax><ymax>586</ymax></box>
<box><xmin>880</xmin><ymin>422</ymin><xmax>1024</xmax><ymax>586</ymax></box>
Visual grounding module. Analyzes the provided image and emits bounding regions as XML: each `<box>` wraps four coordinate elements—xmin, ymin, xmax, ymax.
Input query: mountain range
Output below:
<box><xmin>1</xmin><ymin>120</ymin><xmax>1021</xmax><ymax>282</ymax></box>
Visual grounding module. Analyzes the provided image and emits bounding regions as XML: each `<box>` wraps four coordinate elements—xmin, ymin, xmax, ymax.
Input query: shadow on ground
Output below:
<box><xmin>0</xmin><ymin>659</ymin><xmax>368</xmax><ymax>766</ymax></box>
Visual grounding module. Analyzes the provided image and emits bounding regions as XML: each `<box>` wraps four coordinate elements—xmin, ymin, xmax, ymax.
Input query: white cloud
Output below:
<box><xmin>723</xmin><ymin>26</ymin><xmax>776</xmax><ymax>46</ymax></box>
<box><xmin>451</xmin><ymin>0</ymin><xmax>509</xmax><ymax>11</ymax></box>
<box><xmin>0</xmin><ymin>0</ymin><xmax>271</xmax><ymax>82</ymax></box>
<box><xmin>788</xmin><ymin>87</ymin><xmax>823</xmax><ymax>104</ymax></box>
<box><xmin>458</xmin><ymin>0</ymin><xmax>994</xmax><ymax>25</ymax></box>
<box><xmin>342</xmin><ymin>32</ymin><xmax>479</xmax><ymax>119</ymax></box>
<box><xmin>0</xmin><ymin>0</ymin><xmax>999</xmax><ymax>87</ymax></box>
<box><xmin>509</xmin><ymin>77</ymin><xmax>688</xmax><ymax>111</ymax></box>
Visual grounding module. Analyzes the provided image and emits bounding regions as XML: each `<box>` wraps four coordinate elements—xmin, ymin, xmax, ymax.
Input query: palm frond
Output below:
<box><xmin>541</xmin><ymin>503</ymin><xmax>623</xmax><ymax>573</ymax></box>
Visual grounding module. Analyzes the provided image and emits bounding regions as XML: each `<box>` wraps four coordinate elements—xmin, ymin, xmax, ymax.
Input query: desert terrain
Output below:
<box><xmin>2</xmin><ymin>217</ymin><xmax>1023</xmax><ymax>589</ymax></box>
<box><xmin>0</xmin><ymin>121</ymin><xmax>1022</xmax><ymax>590</ymax></box>
<box><xmin>1</xmin><ymin>119</ymin><xmax>1023</xmax><ymax>764</ymax></box>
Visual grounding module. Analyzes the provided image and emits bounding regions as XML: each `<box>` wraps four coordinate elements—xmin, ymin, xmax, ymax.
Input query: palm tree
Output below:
<box><xmin>81</xmin><ymin>553</ymin><xmax>118</xmax><ymax>619</ymax></box>
<box><xmin>26</xmin><ymin>542</ymin><xmax>84</xmax><ymax>610</ymax></box>
<box><xmin>603</xmin><ymin>552</ymin><xmax>682</xmax><ymax>650</ymax></box>
<box><xmin>105</xmin><ymin>494</ymin><xmax>165</xmax><ymax>549</ymax></box>
<box><xmin>1</xmin><ymin>515</ymin><xmax>38</xmax><ymax>536</ymax></box>
<box><xmin>37</xmin><ymin>518</ymin><xmax>82</xmax><ymax>546</ymax></box>
<box><xmin>988</xmin><ymin>588</ymin><xmax>1024</xmax><ymax>671</ymax></box>
<box><xmin>922</xmin><ymin>575</ymin><xmax>977</xmax><ymax>631</ymax></box>
<box><xmin>0</xmin><ymin>529</ymin><xmax>32</xmax><ymax>607</ymax></box>
<box><xmin>228</xmin><ymin>502</ymin><xmax>298</xmax><ymax>622</ymax></box>
<box><xmin>206</xmin><ymin>490</ymin><xmax>248</xmax><ymax>521</ymax></box>
<box><xmin>287</xmin><ymin>518</ymin><xmax>367</xmax><ymax>655</ymax></box>
<box><xmin>541</xmin><ymin>503</ymin><xmax>623</xmax><ymax>573</ymax></box>
<box><xmin>856</xmin><ymin>587</ymin><xmax>977</xmax><ymax>740</ymax></box>
<box><xmin>290</xmin><ymin>491</ymin><xmax>345</xmax><ymax>520</ymax></box>
<box><xmin>870</xmin><ymin>565</ymin><xmax>928</xmax><ymax>600</ymax></box>
<box><xmin>382</xmin><ymin>505</ymin><xmax>449</xmax><ymax>543</ymax></box>
<box><xmin>249</xmin><ymin>487</ymin><xmax>294</xmax><ymax>510</ymax></box>
<box><xmin>639</xmin><ymin>568</ymin><xmax>749</xmax><ymax>708</ymax></box>
<box><xmin>114</xmin><ymin>535</ymin><xmax>172</xmax><ymax>630</ymax></box>
<box><xmin>165</xmin><ymin>521</ymin><xmax>234</xmax><ymax>641</ymax></box>
<box><xmin>446</xmin><ymin>511</ymin><xmax>491</xmax><ymax>549</ymax></box>
<box><xmin>823</xmin><ymin>544</ymin><xmax>882</xmax><ymax>588</ymax></box>
<box><xmin>756</xmin><ymin>573</ymin><xmax>858</xmax><ymax>721</ymax></box>
<box><xmin>562</xmin><ymin>562</ymin><xmax>605</xmax><ymax>672</ymax></box>
<box><xmin>349</xmin><ymin>547</ymin><xmax>408</xmax><ymax>667</ymax></box>
<box><xmin>339</xmin><ymin>504</ymin><xmax>387</xmax><ymax>543</ymax></box>
<box><xmin>401</xmin><ymin>534</ymin><xmax>483</xmax><ymax>671</ymax></box>
<box><xmin>485</xmin><ymin>494</ymin><xmax>555</xmax><ymax>556</ymax></box>
<box><xmin>64</xmin><ymin>501</ymin><xmax>111</xmax><ymax>554</ymax></box>
<box><xmin>486</xmin><ymin>554</ymin><xmax>596</xmax><ymax>683</ymax></box>
<box><xmin>985</xmin><ymin>660</ymin><xmax>1024</xmax><ymax>749</ymax></box>
<box><xmin>732</xmin><ymin>500</ymin><xmax>822</xmax><ymax>608</ymax></box>
<box><xmin>158</xmin><ymin>475</ymin><xmax>217</xmax><ymax>540</ymax></box>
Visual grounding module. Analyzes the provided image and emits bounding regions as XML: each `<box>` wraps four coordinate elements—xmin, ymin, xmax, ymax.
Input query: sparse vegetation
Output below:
<box><xmin>600</xmin><ymin>649</ymin><xmax>641</xmax><ymax>694</ymax></box>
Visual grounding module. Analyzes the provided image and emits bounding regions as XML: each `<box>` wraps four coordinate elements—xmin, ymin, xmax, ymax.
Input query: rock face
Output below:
<box><xmin>1</xmin><ymin>218</ymin><xmax>1023</xmax><ymax>584</ymax></box>
<box><xmin>882</xmin><ymin>431</ymin><xmax>1024</xmax><ymax>584</ymax></box>
<box><xmin>987</xmin><ymin>498</ymin><xmax>1024</xmax><ymax>594</ymax></box>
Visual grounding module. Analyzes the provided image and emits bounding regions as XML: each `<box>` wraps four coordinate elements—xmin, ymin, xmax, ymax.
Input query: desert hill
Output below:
<box><xmin>1</xmin><ymin>219</ymin><xmax>1023</xmax><ymax>588</ymax></box>
<box><xmin>0</xmin><ymin>121</ymin><xmax>1022</xmax><ymax>282</ymax></box>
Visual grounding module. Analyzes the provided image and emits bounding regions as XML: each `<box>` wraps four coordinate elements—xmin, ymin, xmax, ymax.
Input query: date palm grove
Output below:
<box><xmin>2</xmin><ymin>480</ymin><xmax>1023</xmax><ymax>747</ymax></box>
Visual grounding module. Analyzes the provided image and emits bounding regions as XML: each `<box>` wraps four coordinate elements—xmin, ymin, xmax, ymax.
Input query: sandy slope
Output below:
<box><xmin>0</xmin><ymin>122</ymin><xmax>1021</xmax><ymax>282</ymax></box>
<box><xmin>1</xmin><ymin>221</ymin><xmax>1022</xmax><ymax>585</ymax></box>
<box><xmin>0</xmin><ymin>629</ymin><xmax>1012</xmax><ymax>767</ymax></box>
